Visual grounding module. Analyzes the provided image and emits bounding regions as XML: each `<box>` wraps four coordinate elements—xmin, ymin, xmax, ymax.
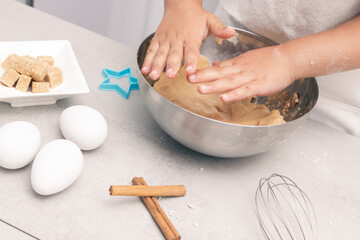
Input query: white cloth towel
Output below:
<box><xmin>311</xmin><ymin>95</ymin><xmax>360</xmax><ymax>137</ymax></box>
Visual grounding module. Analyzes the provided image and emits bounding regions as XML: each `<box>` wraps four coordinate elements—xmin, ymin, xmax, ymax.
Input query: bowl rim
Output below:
<box><xmin>137</xmin><ymin>28</ymin><xmax>318</xmax><ymax>129</ymax></box>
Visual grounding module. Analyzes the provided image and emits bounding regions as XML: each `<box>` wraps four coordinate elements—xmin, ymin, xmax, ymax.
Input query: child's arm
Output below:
<box><xmin>188</xmin><ymin>16</ymin><xmax>360</xmax><ymax>102</ymax></box>
<box><xmin>141</xmin><ymin>0</ymin><xmax>235</xmax><ymax>80</ymax></box>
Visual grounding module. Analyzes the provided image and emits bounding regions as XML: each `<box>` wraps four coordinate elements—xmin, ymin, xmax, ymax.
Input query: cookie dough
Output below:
<box><xmin>153</xmin><ymin>55</ymin><xmax>285</xmax><ymax>126</ymax></box>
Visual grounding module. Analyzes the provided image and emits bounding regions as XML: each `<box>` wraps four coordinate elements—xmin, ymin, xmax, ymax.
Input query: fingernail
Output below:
<box><xmin>166</xmin><ymin>68</ymin><xmax>173</xmax><ymax>77</ymax></box>
<box><xmin>141</xmin><ymin>66</ymin><xmax>148</xmax><ymax>72</ymax></box>
<box><xmin>199</xmin><ymin>84</ymin><xmax>210</xmax><ymax>92</ymax></box>
<box><xmin>188</xmin><ymin>74</ymin><xmax>196</xmax><ymax>82</ymax></box>
<box><xmin>221</xmin><ymin>94</ymin><xmax>230</xmax><ymax>101</ymax></box>
<box><xmin>225</xmin><ymin>28</ymin><xmax>235</xmax><ymax>34</ymax></box>
<box><xmin>150</xmin><ymin>70</ymin><xmax>158</xmax><ymax>79</ymax></box>
<box><xmin>186</xmin><ymin>65</ymin><xmax>193</xmax><ymax>73</ymax></box>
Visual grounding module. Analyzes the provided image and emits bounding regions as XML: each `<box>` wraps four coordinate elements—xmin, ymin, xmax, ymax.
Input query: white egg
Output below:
<box><xmin>0</xmin><ymin>121</ymin><xmax>41</xmax><ymax>169</ymax></box>
<box><xmin>31</xmin><ymin>139</ymin><xmax>83</xmax><ymax>195</ymax></box>
<box><xmin>60</xmin><ymin>105</ymin><xmax>108</xmax><ymax>150</ymax></box>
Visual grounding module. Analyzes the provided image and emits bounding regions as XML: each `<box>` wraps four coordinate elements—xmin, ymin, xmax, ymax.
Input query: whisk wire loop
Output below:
<box><xmin>255</xmin><ymin>174</ymin><xmax>318</xmax><ymax>240</ymax></box>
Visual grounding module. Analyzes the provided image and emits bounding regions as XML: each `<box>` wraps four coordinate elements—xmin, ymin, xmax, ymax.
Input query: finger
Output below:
<box><xmin>216</xmin><ymin>59</ymin><xmax>234</xmax><ymax>67</ymax></box>
<box><xmin>188</xmin><ymin>64</ymin><xmax>240</xmax><ymax>83</ymax></box>
<box><xmin>220</xmin><ymin>80</ymin><xmax>260</xmax><ymax>102</ymax></box>
<box><xmin>212</xmin><ymin>59</ymin><xmax>234</xmax><ymax>67</ymax></box>
<box><xmin>165</xmin><ymin>40</ymin><xmax>184</xmax><ymax>78</ymax></box>
<box><xmin>207</xmin><ymin>14</ymin><xmax>235</xmax><ymax>39</ymax></box>
<box><xmin>197</xmin><ymin>73</ymin><xmax>253</xmax><ymax>94</ymax></box>
<box><xmin>149</xmin><ymin>44</ymin><xmax>170</xmax><ymax>80</ymax></box>
<box><xmin>184</xmin><ymin>39</ymin><xmax>201</xmax><ymax>75</ymax></box>
<box><xmin>141</xmin><ymin>40</ymin><xmax>159</xmax><ymax>75</ymax></box>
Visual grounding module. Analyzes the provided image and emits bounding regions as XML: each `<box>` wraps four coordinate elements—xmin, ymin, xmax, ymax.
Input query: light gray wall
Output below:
<box><xmin>31</xmin><ymin>0</ymin><xmax>219</xmax><ymax>48</ymax></box>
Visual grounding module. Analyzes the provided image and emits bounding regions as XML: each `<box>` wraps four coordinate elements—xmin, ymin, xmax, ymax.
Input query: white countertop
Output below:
<box><xmin>0</xmin><ymin>1</ymin><xmax>360</xmax><ymax>239</ymax></box>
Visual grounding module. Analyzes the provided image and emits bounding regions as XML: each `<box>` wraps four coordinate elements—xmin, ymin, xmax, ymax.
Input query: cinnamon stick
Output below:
<box><xmin>139</xmin><ymin>177</ymin><xmax>181</xmax><ymax>240</ymax></box>
<box><xmin>109</xmin><ymin>185</ymin><xmax>186</xmax><ymax>197</ymax></box>
<box><xmin>132</xmin><ymin>177</ymin><xmax>181</xmax><ymax>240</ymax></box>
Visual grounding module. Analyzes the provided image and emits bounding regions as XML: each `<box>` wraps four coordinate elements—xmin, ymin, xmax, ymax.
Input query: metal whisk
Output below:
<box><xmin>255</xmin><ymin>174</ymin><xmax>318</xmax><ymax>240</ymax></box>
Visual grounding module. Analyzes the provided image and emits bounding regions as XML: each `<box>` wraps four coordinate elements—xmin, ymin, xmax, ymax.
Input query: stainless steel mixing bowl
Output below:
<box><xmin>136</xmin><ymin>28</ymin><xmax>318</xmax><ymax>158</ymax></box>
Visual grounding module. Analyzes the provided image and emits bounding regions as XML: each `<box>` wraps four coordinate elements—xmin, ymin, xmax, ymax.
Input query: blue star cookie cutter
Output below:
<box><xmin>99</xmin><ymin>68</ymin><xmax>139</xmax><ymax>99</ymax></box>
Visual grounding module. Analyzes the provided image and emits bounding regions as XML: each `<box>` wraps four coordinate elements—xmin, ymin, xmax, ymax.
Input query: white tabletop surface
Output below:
<box><xmin>1</xmin><ymin>1</ymin><xmax>360</xmax><ymax>239</ymax></box>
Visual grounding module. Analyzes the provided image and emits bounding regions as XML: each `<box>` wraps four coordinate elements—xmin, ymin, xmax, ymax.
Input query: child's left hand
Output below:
<box><xmin>187</xmin><ymin>46</ymin><xmax>296</xmax><ymax>102</ymax></box>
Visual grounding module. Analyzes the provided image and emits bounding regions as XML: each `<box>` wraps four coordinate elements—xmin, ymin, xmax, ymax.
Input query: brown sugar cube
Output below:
<box><xmin>45</xmin><ymin>66</ymin><xmax>63</xmax><ymax>88</ymax></box>
<box><xmin>15</xmin><ymin>55</ymin><xmax>36</xmax><ymax>76</ymax></box>
<box><xmin>1</xmin><ymin>54</ymin><xmax>19</xmax><ymax>70</ymax></box>
<box><xmin>31</xmin><ymin>60</ymin><xmax>48</xmax><ymax>82</ymax></box>
<box><xmin>0</xmin><ymin>69</ymin><xmax>20</xmax><ymax>87</ymax></box>
<box><xmin>32</xmin><ymin>81</ymin><xmax>50</xmax><ymax>93</ymax></box>
<box><xmin>15</xmin><ymin>74</ymin><xmax>32</xmax><ymax>92</ymax></box>
<box><xmin>37</xmin><ymin>56</ymin><xmax>55</xmax><ymax>66</ymax></box>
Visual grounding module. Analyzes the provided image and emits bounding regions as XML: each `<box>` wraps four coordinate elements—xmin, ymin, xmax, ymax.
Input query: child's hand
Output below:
<box><xmin>141</xmin><ymin>0</ymin><xmax>235</xmax><ymax>80</ymax></box>
<box><xmin>187</xmin><ymin>46</ymin><xmax>296</xmax><ymax>102</ymax></box>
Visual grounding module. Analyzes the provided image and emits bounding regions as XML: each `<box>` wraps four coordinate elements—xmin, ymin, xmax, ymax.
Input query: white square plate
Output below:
<box><xmin>0</xmin><ymin>40</ymin><xmax>89</xmax><ymax>107</ymax></box>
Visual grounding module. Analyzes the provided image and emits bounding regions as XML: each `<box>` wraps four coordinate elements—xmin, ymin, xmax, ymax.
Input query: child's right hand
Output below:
<box><xmin>141</xmin><ymin>0</ymin><xmax>235</xmax><ymax>80</ymax></box>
